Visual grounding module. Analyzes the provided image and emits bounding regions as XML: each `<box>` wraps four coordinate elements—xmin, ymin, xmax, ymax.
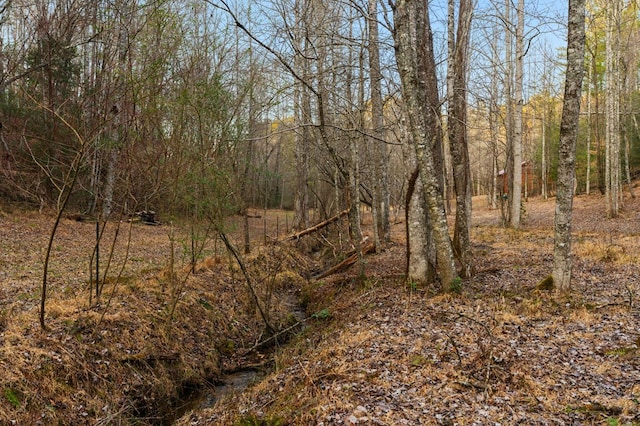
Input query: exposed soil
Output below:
<box><xmin>1</xmin><ymin>189</ymin><xmax>639</xmax><ymax>425</ymax></box>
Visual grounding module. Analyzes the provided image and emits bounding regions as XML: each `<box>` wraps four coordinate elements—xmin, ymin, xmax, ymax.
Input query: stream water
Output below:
<box><xmin>197</xmin><ymin>368</ymin><xmax>263</xmax><ymax>409</ymax></box>
<box><xmin>170</xmin><ymin>367</ymin><xmax>264</xmax><ymax>424</ymax></box>
<box><xmin>171</xmin><ymin>294</ymin><xmax>306</xmax><ymax>423</ymax></box>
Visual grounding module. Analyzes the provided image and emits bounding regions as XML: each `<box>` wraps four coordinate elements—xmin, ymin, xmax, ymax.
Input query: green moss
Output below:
<box><xmin>536</xmin><ymin>275</ymin><xmax>555</xmax><ymax>291</ymax></box>
<box><xmin>4</xmin><ymin>388</ymin><xmax>20</xmax><ymax>408</ymax></box>
<box><xmin>449</xmin><ymin>277</ymin><xmax>462</xmax><ymax>294</ymax></box>
<box><xmin>410</xmin><ymin>354</ymin><xmax>429</xmax><ymax>367</ymax></box>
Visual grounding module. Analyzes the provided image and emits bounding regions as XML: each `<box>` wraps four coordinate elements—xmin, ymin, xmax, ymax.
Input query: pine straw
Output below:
<box><xmin>0</xmin><ymin>210</ymin><xmax>310</xmax><ymax>424</ymax></box>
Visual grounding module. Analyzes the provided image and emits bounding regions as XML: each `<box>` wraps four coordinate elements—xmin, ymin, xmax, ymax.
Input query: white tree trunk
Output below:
<box><xmin>552</xmin><ymin>0</ymin><xmax>585</xmax><ymax>292</ymax></box>
<box><xmin>510</xmin><ymin>0</ymin><xmax>524</xmax><ymax>229</ymax></box>
<box><xmin>605</xmin><ymin>0</ymin><xmax>621</xmax><ymax>217</ymax></box>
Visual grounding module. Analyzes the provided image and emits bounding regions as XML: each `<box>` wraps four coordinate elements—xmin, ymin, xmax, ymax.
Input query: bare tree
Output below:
<box><xmin>604</xmin><ymin>0</ymin><xmax>621</xmax><ymax>217</ymax></box>
<box><xmin>620</xmin><ymin>1</ymin><xmax>638</xmax><ymax>199</ymax></box>
<box><xmin>292</xmin><ymin>14</ymin><xmax>311</xmax><ymax>231</ymax></box>
<box><xmin>552</xmin><ymin>0</ymin><xmax>586</xmax><ymax>292</ymax></box>
<box><xmin>447</xmin><ymin>0</ymin><xmax>474</xmax><ymax>278</ymax></box>
<box><xmin>503</xmin><ymin>0</ymin><xmax>515</xmax><ymax>225</ymax></box>
<box><xmin>392</xmin><ymin>0</ymin><xmax>458</xmax><ymax>289</ymax></box>
<box><xmin>368</xmin><ymin>0</ymin><xmax>390</xmax><ymax>247</ymax></box>
<box><xmin>510</xmin><ymin>0</ymin><xmax>524</xmax><ymax>229</ymax></box>
<box><xmin>585</xmin><ymin>58</ymin><xmax>592</xmax><ymax>195</ymax></box>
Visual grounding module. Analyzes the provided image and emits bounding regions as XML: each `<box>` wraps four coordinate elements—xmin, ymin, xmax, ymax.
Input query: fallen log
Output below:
<box><xmin>313</xmin><ymin>241</ymin><xmax>375</xmax><ymax>280</ymax></box>
<box><xmin>286</xmin><ymin>209</ymin><xmax>349</xmax><ymax>240</ymax></box>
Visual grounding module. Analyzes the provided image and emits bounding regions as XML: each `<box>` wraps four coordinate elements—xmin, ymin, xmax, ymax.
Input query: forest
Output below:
<box><xmin>0</xmin><ymin>0</ymin><xmax>639</xmax><ymax>424</ymax></box>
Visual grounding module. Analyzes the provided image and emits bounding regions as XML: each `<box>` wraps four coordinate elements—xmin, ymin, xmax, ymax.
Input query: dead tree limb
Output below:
<box><xmin>242</xmin><ymin>317</ymin><xmax>309</xmax><ymax>356</ymax></box>
<box><xmin>218</xmin><ymin>230</ymin><xmax>275</xmax><ymax>334</ymax></box>
<box><xmin>286</xmin><ymin>209</ymin><xmax>349</xmax><ymax>241</ymax></box>
<box><xmin>313</xmin><ymin>241</ymin><xmax>376</xmax><ymax>280</ymax></box>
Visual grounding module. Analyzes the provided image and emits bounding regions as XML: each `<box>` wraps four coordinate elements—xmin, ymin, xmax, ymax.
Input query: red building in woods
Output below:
<box><xmin>497</xmin><ymin>161</ymin><xmax>543</xmax><ymax>199</ymax></box>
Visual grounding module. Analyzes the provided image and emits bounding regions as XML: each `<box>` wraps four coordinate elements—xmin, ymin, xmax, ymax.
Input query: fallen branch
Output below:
<box><xmin>218</xmin><ymin>230</ymin><xmax>275</xmax><ymax>334</ymax></box>
<box><xmin>455</xmin><ymin>377</ymin><xmax>488</xmax><ymax>391</ymax></box>
<box><xmin>242</xmin><ymin>318</ymin><xmax>308</xmax><ymax>356</ymax></box>
<box><xmin>286</xmin><ymin>209</ymin><xmax>349</xmax><ymax>240</ymax></box>
<box><xmin>313</xmin><ymin>241</ymin><xmax>375</xmax><ymax>280</ymax></box>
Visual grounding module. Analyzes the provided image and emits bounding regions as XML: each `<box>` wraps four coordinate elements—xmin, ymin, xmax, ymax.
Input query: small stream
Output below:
<box><xmin>171</xmin><ymin>294</ymin><xmax>306</xmax><ymax>423</ymax></box>
<box><xmin>197</xmin><ymin>368</ymin><xmax>263</xmax><ymax>409</ymax></box>
<box><xmin>170</xmin><ymin>366</ymin><xmax>266</xmax><ymax>423</ymax></box>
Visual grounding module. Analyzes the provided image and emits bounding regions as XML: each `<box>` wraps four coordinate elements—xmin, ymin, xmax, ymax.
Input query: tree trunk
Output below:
<box><xmin>605</xmin><ymin>0</ymin><xmax>621</xmax><ymax>217</ymax></box>
<box><xmin>392</xmin><ymin>0</ymin><xmax>458</xmax><ymax>288</ymax></box>
<box><xmin>489</xmin><ymin>27</ymin><xmax>499</xmax><ymax>210</ymax></box>
<box><xmin>368</xmin><ymin>0</ymin><xmax>390</xmax><ymax>246</ymax></box>
<box><xmin>348</xmin><ymin>156</ymin><xmax>364</xmax><ymax>278</ymax></box>
<box><xmin>552</xmin><ymin>0</ymin><xmax>585</xmax><ymax>292</ymax></box>
<box><xmin>345</xmin><ymin>16</ymin><xmax>365</xmax><ymax>277</ymax></box>
<box><xmin>586</xmin><ymin>62</ymin><xmax>592</xmax><ymax>195</ymax></box>
<box><xmin>621</xmin><ymin>4</ymin><xmax>637</xmax><ymax>200</ymax></box>
<box><xmin>292</xmin><ymin>4</ymin><xmax>310</xmax><ymax>231</ymax></box>
<box><xmin>594</xmin><ymin>53</ymin><xmax>606</xmax><ymax>195</ymax></box>
<box><xmin>403</xmin><ymin>130</ymin><xmax>435</xmax><ymax>285</ymax></box>
<box><xmin>447</xmin><ymin>0</ymin><xmax>473</xmax><ymax>278</ymax></box>
<box><xmin>101</xmin><ymin>4</ymin><xmax>131</xmax><ymax>221</ymax></box>
<box><xmin>504</xmin><ymin>0</ymin><xmax>514</xmax><ymax>225</ymax></box>
<box><xmin>510</xmin><ymin>0</ymin><xmax>524</xmax><ymax>229</ymax></box>
<box><xmin>623</xmin><ymin>127</ymin><xmax>635</xmax><ymax>198</ymax></box>
<box><xmin>102</xmin><ymin>146</ymin><xmax>118</xmax><ymax>220</ymax></box>
<box><xmin>629</xmin><ymin>116</ymin><xmax>639</xmax><ymax>198</ymax></box>
<box><xmin>541</xmin><ymin>113</ymin><xmax>548</xmax><ymax>199</ymax></box>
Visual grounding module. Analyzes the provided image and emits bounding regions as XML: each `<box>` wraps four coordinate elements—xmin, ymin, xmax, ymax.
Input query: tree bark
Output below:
<box><xmin>292</xmin><ymin>0</ymin><xmax>310</xmax><ymax>231</ymax></box>
<box><xmin>489</xmin><ymin>26</ymin><xmax>499</xmax><ymax>210</ymax></box>
<box><xmin>510</xmin><ymin>0</ymin><xmax>524</xmax><ymax>229</ymax></box>
<box><xmin>447</xmin><ymin>0</ymin><xmax>473</xmax><ymax>278</ymax></box>
<box><xmin>368</xmin><ymin>0</ymin><xmax>390</xmax><ymax>246</ymax></box>
<box><xmin>586</xmin><ymin>62</ymin><xmax>592</xmax><ymax>195</ymax></box>
<box><xmin>392</xmin><ymin>0</ymin><xmax>458</xmax><ymax>288</ymax></box>
<box><xmin>605</xmin><ymin>0</ymin><xmax>621</xmax><ymax>217</ymax></box>
<box><xmin>552</xmin><ymin>0</ymin><xmax>585</xmax><ymax>292</ymax></box>
<box><xmin>403</xmin><ymin>139</ymin><xmax>435</xmax><ymax>285</ymax></box>
<box><xmin>504</xmin><ymin>0</ymin><xmax>514</xmax><ymax>225</ymax></box>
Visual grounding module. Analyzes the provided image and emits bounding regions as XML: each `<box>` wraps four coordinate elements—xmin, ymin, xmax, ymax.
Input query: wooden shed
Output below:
<box><xmin>497</xmin><ymin>161</ymin><xmax>539</xmax><ymax>198</ymax></box>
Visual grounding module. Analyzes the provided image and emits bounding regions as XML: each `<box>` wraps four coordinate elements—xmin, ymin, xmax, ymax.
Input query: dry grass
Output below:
<box><xmin>2</xmin><ymin>189</ymin><xmax>640</xmax><ymax>424</ymax></box>
<box><xmin>180</xmin><ymin>189</ymin><xmax>640</xmax><ymax>425</ymax></box>
<box><xmin>0</xmin><ymin>208</ymin><xmax>309</xmax><ymax>424</ymax></box>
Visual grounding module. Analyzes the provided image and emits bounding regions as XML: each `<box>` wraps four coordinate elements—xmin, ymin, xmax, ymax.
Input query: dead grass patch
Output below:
<box><xmin>0</xmin><ymin>209</ymin><xmax>312</xmax><ymax>424</ymax></box>
<box><xmin>5</xmin><ymin>190</ymin><xmax>640</xmax><ymax>424</ymax></box>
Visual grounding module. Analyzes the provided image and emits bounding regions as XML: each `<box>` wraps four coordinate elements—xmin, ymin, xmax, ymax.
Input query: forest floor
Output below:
<box><xmin>0</xmin><ymin>187</ymin><xmax>639</xmax><ymax>425</ymax></box>
<box><xmin>179</xmin><ymin>190</ymin><xmax>640</xmax><ymax>426</ymax></box>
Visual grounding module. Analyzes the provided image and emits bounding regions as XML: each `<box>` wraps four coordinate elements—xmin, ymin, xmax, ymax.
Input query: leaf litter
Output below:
<box><xmin>180</xmin><ymin>191</ymin><xmax>640</xmax><ymax>425</ymax></box>
<box><xmin>0</xmin><ymin>190</ymin><xmax>639</xmax><ymax>425</ymax></box>
<box><xmin>0</xmin><ymin>207</ymin><xmax>309</xmax><ymax>424</ymax></box>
